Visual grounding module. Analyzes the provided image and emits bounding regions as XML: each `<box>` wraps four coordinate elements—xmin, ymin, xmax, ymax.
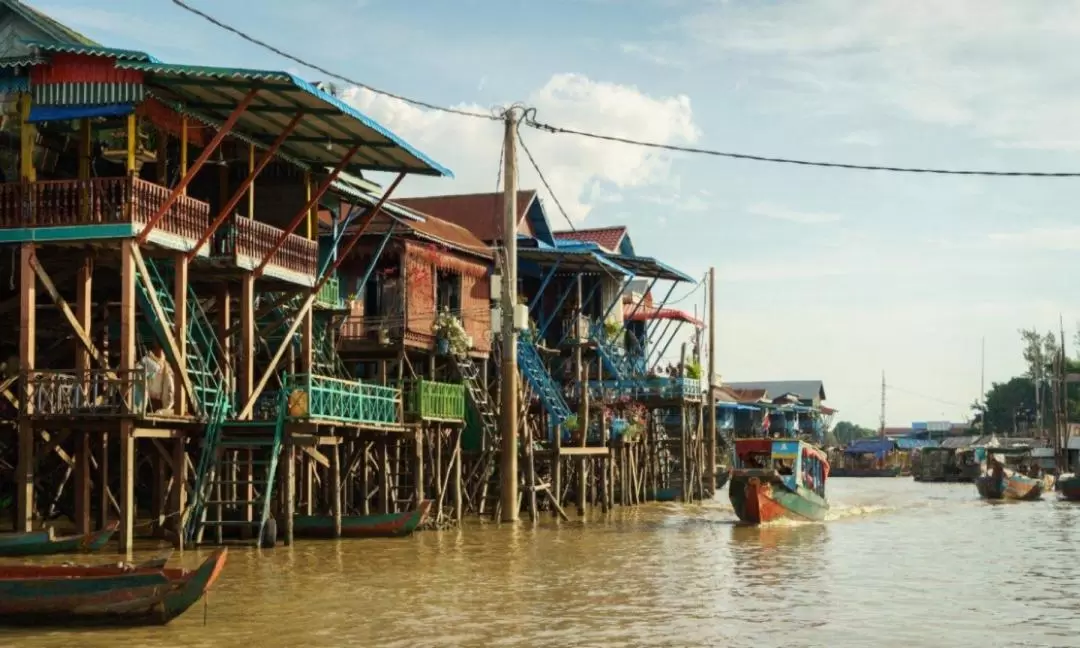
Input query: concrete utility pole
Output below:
<box><xmin>706</xmin><ymin>267</ymin><xmax>717</xmax><ymax>493</ymax></box>
<box><xmin>499</xmin><ymin>107</ymin><xmax>520</xmax><ymax>522</ymax></box>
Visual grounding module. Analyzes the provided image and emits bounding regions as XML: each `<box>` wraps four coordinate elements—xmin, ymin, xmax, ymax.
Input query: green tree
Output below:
<box><xmin>832</xmin><ymin>420</ymin><xmax>877</xmax><ymax>445</ymax></box>
<box><xmin>983</xmin><ymin>377</ymin><xmax>1036</xmax><ymax>435</ymax></box>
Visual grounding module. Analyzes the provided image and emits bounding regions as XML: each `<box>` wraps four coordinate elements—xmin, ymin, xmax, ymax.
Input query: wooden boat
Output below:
<box><xmin>0</xmin><ymin>521</ymin><xmax>118</xmax><ymax>557</ymax></box>
<box><xmin>976</xmin><ymin>448</ymin><xmax>1054</xmax><ymax>501</ymax></box>
<box><xmin>1059</xmin><ymin>474</ymin><xmax>1080</xmax><ymax>501</ymax></box>
<box><xmin>0</xmin><ymin>548</ymin><xmax>227</xmax><ymax>627</ymax></box>
<box><xmin>729</xmin><ymin>438</ymin><xmax>830</xmax><ymax>524</ymax></box>
<box><xmin>294</xmin><ymin>500</ymin><xmax>431</xmax><ymax>538</ymax></box>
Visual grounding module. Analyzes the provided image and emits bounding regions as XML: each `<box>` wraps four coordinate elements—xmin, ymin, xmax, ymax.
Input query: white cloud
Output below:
<box><xmin>746</xmin><ymin>202</ymin><xmax>842</xmax><ymax>225</ymax></box>
<box><xmin>343</xmin><ymin>73</ymin><xmax>700</xmax><ymax>222</ymax></box>
<box><xmin>679</xmin><ymin>0</ymin><xmax>1080</xmax><ymax>151</ymax></box>
<box><xmin>987</xmin><ymin>226</ymin><xmax>1080</xmax><ymax>251</ymax></box>
<box><xmin>619</xmin><ymin>42</ymin><xmax>682</xmax><ymax>68</ymax></box>
<box><xmin>840</xmin><ymin>131</ymin><xmax>881</xmax><ymax>147</ymax></box>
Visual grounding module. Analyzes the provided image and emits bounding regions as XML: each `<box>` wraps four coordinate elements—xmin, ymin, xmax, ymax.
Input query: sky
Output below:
<box><xmin>31</xmin><ymin>0</ymin><xmax>1080</xmax><ymax>428</ymax></box>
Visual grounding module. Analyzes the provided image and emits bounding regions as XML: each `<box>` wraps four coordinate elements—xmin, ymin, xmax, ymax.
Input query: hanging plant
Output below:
<box><xmin>685</xmin><ymin>359</ymin><xmax>702</xmax><ymax>380</ymax></box>
<box><xmin>433</xmin><ymin>307</ymin><xmax>469</xmax><ymax>355</ymax></box>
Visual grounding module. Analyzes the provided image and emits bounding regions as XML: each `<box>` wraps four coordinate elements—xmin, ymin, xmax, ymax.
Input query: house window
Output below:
<box><xmin>436</xmin><ymin>269</ymin><xmax>461</xmax><ymax>312</ymax></box>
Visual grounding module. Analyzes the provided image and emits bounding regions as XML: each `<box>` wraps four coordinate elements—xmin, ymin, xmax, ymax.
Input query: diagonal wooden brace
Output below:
<box><xmin>187</xmin><ymin>111</ymin><xmax>305</xmax><ymax>260</ymax></box>
<box><xmin>136</xmin><ymin>89</ymin><xmax>258</xmax><ymax>244</ymax></box>
<box><xmin>253</xmin><ymin>143</ymin><xmax>361</xmax><ymax>278</ymax></box>
<box><xmin>29</xmin><ymin>256</ymin><xmax>118</xmax><ymax>382</ymax></box>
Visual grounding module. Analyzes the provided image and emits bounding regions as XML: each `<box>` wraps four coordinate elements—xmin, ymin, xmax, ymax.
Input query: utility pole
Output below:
<box><xmin>499</xmin><ymin>106</ymin><xmax>520</xmax><ymax>522</ymax></box>
<box><xmin>879</xmin><ymin>371</ymin><xmax>886</xmax><ymax>438</ymax></box>
<box><xmin>705</xmin><ymin>267</ymin><xmax>717</xmax><ymax>494</ymax></box>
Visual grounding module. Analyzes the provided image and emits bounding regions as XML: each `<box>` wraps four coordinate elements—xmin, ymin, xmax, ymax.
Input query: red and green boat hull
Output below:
<box><xmin>294</xmin><ymin>500</ymin><xmax>431</xmax><ymax>538</ymax></box>
<box><xmin>0</xmin><ymin>521</ymin><xmax>118</xmax><ymax>557</ymax></box>
<box><xmin>729</xmin><ymin>474</ymin><xmax>829</xmax><ymax>524</ymax></box>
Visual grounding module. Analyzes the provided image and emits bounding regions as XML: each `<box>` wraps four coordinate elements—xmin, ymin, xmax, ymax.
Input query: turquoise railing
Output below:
<box><xmin>587</xmin><ymin>376</ymin><xmax>702</xmax><ymax>400</ymax></box>
<box><xmin>285</xmin><ymin>373</ymin><xmax>400</xmax><ymax>425</ymax></box>
<box><xmin>406</xmin><ymin>379</ymin><xmax>466</xmax><ymax>421</ymax></box>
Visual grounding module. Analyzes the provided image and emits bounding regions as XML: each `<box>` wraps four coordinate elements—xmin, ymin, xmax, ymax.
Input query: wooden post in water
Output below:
<box><xmin>706</xmin><ymin>267</ymin><xmax>717</xmax><ymax>495</ymax></box>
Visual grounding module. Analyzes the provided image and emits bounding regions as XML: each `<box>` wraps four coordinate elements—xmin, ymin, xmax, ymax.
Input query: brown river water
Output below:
<box><xmin>4</xmin><ymin>478</ymin><xmax>1080</xmax><ymax>648</ymax></box>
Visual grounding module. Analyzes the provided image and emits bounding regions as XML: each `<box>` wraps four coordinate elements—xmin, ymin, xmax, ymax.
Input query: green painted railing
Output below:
<box><xmin>286</xmin><ymin>373</ymin><xmax>400</xmax><ymax>425</ymax></box>
<box><xmin>406</xmin><ymin>379</ymin><xmax>466</xmax><ymax>421</ymax></box>
<box><xmin>315</xmin><ymin>273</ymin><xmax>342</xmax><ymax>309</ymax></box>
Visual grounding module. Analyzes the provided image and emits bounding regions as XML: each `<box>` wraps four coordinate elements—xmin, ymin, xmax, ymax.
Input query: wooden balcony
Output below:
<box><xmin>0</xmin><ymin>177</ymin><xmax>210</xmax><ymax>250</ymax></box>
<box><xmin>211</xmin><ymin>217</ymin><xmax>317</xmax><ymax>287</ymax></box>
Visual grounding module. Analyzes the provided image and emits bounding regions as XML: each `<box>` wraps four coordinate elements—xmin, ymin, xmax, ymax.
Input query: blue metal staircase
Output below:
<box><xmin>517</xmin><ymin>337</ymin><xmax>571</xmax><ymax>427</ymax></box>
<box><xmin>591</xmin><ymin>322</ymin><xmax>635</xmax><ymax>383</ymax></box>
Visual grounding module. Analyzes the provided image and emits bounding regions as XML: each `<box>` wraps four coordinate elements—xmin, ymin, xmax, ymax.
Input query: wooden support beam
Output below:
<box><xmin>253</xmin><ymin>142</ymin><xmax>361</xmax><ymax>278</ymax></box>
<box><xmin>137</xmin><ymin>89</ymin><xmax>258</xmax><ymax>243</ymax></box>
<box><xmin>17</xmin><ymin>243</ymin><xmax>35</xmax><ymax>532</ymax></box>
<box><xmin>301</xmin><ymin>445</ymin><xmax>330</xmax><ymax>469</ymax></box>
<box><xmin>74</xmin><ymin>255</ymin><xmax>92</xmax><ymax>535</ymax></box>
<box><xmin>171</xmin><ymin>437</ymin><xmax>187</xmax><ymax>550</ymax></box>
<box><xmin>331</xmin><ymin>443</ymin><xmax>342</xmax><ymax>538</ymax></box>
<box><xmin>119</xmin><ymin>241</ymin><xmax>137</xmax><ymax>552</ymax></box>
<box><xmin>238</xmin><ymin>274</ymin><xmax>254</xmax><ymax>416</ymax></box>
<box><xmin>235</xmin><ymin>290</ymin><xmax>316</xmax><ymax>420</ymax></box>
<box><xmin>186</xmin><ymin>112</ymin><xmax>304</xmax><ymax>260</ymax></box>
<box><xmin>128</xmin><ymin>244</ymin><xmax>198</xmax><ymax>412</ymax></box>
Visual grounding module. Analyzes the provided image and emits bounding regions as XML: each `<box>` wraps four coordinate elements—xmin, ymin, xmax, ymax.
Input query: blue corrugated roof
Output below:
<box><xmin>117</xmin><ymin>61</ymin><xmax>451</xmax><ymax>178</ymax></box>
<box><xmin>844</xmin><ymin>438</ymin><xmax>896</xmax><ymax>457</ymax></box>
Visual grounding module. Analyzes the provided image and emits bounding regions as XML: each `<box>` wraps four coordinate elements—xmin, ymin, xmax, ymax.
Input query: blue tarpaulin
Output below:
<box><xmin>844</xmin><ymin>438</ymin><xmax>896</xmax><ymax>458</ymax></box>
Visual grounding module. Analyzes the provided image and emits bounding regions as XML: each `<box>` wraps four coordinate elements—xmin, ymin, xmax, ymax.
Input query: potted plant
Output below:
<box><xmin>433</xmin><ymin>307</ymin><xmax>469</xmax><ymax>356</ymax></box>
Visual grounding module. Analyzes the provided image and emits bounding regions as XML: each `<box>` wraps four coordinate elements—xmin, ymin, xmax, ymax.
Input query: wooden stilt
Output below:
<box><xmin>16</xmin><ymin>243</ymin><xmax>35</xmax><ymax>532</ymax></box>
<box><xmin>118</xmin><ymin>242</ymin><xmax>137</xmax><ymax>552</ymax></box>
<box><xmin>171</xmin><ymin>437</ymin><xmax>187</xmax><ymax>549</ymax></box>
<box><xmin>331</xmin><ymin>442</ymin><xmax>342</xmax><ymax>538</ymax></box>
<box><xmin>74</xmin><ymin>255</ymin><xmax>92</xmax><ymax>534</ymax></box>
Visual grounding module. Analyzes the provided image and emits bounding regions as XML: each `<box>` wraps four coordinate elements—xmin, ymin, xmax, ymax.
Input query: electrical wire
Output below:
<box><xmin>517</xmin><ymin>119</ymin><xmax>575</xmax><ymax>233</ymax></box>
<box><xmin>170</xmin><ymin>0</ymin><xmax>500</xmax><ymax>122</ymax></box>
<box><xmin>170</xmin><ymin>0</ymin><xmax>1080</xmax><ymax>179</ymax></box>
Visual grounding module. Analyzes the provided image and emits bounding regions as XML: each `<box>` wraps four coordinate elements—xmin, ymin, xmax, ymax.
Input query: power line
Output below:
<box><xmin>171</xmin><ymin>0</ymin><xmax>1080</xmax><ymax>179</ymax></box>
<box><xmin>170</xmin><ymin>0</ymin><xmax>499</xmax><ymax>122</ymax></box>
<box><xmin>517</xmin><ymin>123</ymin><xmax>576</xmax><ymax>233</ymax></box>
<box><xmin>525</xmin><ymin>118</ymin><xmax>1080</xmax><ymax>177</ymax></box>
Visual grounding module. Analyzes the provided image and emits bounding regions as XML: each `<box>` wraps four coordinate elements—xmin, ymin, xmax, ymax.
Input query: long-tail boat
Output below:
<box><xmin>293</xmin><ymin>500</ymin><xmax>431</xmax><ymax>538</ymax></box>
<box><xmin>0</xmin><ymin>521</ymin><xmax>118</xmax><ymax>557</ymax></box>
<box><xmin>0</xmin><ymin>548</ymin><xmax>227</xmax><ymax>627</ymax></box>
<box><xmin>976</xmin><ymin>448</ymin><xmax>1055</xmax><ymax>501</ymax></box>
<box><xmin>729</xmin><ymin>438</ymin><xmax>830</xmax><ymax>524</ymax></box>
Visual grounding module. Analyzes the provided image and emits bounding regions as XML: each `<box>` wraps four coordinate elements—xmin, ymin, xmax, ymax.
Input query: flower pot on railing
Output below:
<box><xmin>377</xmin><ymin>328</ymin><xmax>390</xmax><ymax>345</ymax></box>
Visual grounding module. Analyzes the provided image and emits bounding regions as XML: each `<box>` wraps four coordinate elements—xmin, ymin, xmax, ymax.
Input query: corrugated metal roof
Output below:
<box><xmin>0</xmin><ymin>0</ymin><xmax>98</xmax><ymax>47</ymax></box>
<box><xmin>0</xmin><ymin>55</ymin><xmax>43</xmax><ymax>69</ymax></box>
<box><xmin>395</xmin><ymin>191</ymin><xmax>538</xmax><ymax>241</ymax></box>
<box><xmin>117</xmin><ymin>61</ymin><xmax>451</xmax><ymax>178</ymax></box>
<box><xmin>23</xmin><ymin>40</ymin><xmax>159</xmax><ymax>63</ymax></box>
<box><xmin>607</xmin><ymin>254</ymin><xmax>694</xmax><ymax>282</ymax></box>
<box><xmin>553</xmin><ymin>226</ymin><xmax>627</xmax><ymax>253</ymax></box>
<box><xmin>724</xmin><ymin>380</ymin><xmax>827</xmax><ymax>402</ymax></box>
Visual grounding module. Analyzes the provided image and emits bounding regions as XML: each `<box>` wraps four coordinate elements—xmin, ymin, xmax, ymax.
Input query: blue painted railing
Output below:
<box><xmin>587</xmin><ymin>376</ymin><xmax>702</xmax><ymax>400</ymax></box>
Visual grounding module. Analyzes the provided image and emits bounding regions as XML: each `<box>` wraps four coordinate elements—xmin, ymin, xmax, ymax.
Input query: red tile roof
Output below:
<box><xmin>350</xmin><ymin>212</ymin><xmax>493</xmax><ymax>260</ymax></box>
<box><xmin>394</xmin><ymin>191</ymin><xmax>538</xmax><ymax>242</ymax></box>
<box><xmin>553</xmin><ymin>226</ymin><xmax>626</xmax><ymax>253</ymax></box>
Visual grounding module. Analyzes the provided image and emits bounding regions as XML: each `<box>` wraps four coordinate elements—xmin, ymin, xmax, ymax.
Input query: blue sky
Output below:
<box><xmin>36</xmin><ymin>0</ymin><xmax>1080</xmax><ymax>427</ymax></box>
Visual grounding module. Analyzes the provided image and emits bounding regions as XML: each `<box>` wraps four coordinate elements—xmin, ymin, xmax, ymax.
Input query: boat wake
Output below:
<box><xmin>824</xmin><ymin>504</ymin><xmax>896</xmax><ymax>521</ymax></box>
